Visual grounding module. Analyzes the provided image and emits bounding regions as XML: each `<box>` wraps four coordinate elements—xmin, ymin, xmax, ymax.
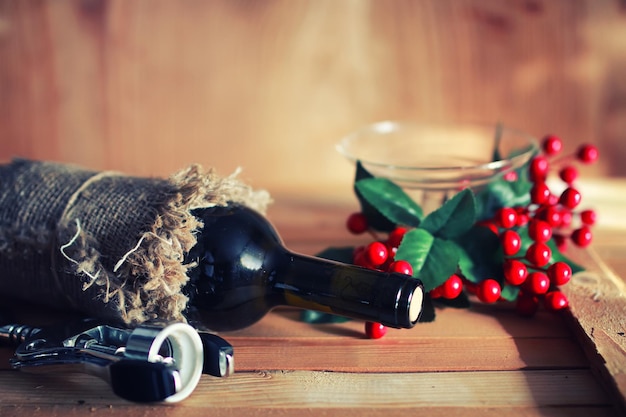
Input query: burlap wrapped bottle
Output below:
<box><xmin>0</xmin><ymin>159</ymin><xmax>270</xmax><ymax>325</ymax></box>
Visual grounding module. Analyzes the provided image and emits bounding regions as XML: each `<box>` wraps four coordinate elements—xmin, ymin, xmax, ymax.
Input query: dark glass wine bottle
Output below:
<box><xmin>182</xmin><ymin>204</ymin><xmax>424</xmax><ymax>332</ymax></box>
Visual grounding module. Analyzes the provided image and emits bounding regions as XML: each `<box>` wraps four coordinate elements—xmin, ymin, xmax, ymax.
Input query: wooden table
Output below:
<box><xmin>1</xmin><ymin>179</ymin><xmax>625</xmax><ymax>417</ymax></box>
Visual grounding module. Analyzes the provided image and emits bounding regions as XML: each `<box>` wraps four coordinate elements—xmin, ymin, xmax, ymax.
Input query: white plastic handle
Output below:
<box><xmin>125</xmin><ymin>322</ymin><xmax>204</xmax><ymax>403</ymax></box>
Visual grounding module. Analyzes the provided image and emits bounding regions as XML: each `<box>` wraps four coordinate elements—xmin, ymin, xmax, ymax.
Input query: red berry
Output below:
<box><xmin>387</xmin><ymin>227</ymin><xmax>408</xmax><ymax>248</ymax></box>
<box><xmin>388</xmin><ymin>260</ymin><xmax>413</xmax><ymax>276</ymax></box>
<box><xmin>559</xmin><ymin>166</ymin><xmax>578</xmax><ymax>184</ymax></box>
<box><xmin>529</xmin><ymin>156</ymin><xmax>550</xmax><ymax>182</ymax></box>
<box><xmin>548</xmin><ymin>193</ymin><xmax>559</xmax><ymax>206</ymax></box>
<box><xmin>525</xmin><ymin>242</ymin><xmax>552</xmax><ymax>267</ymax></box>
<box><xmin>559</xmin><ymin>209</ymin><xmax>573</xmax><ymax>228</ymax></box>
<box><xmin>530</xmin><ymin>182</ymin><xmax>551</xmax><ymax>205</ymax></box>
<box><xmin>536</xmin><ymin>205</ymin><xmax>562</xmax><ymax>227</ymax></box>
<box><xmin>495</xmin><ymin>207</ymin><xmax>518</xmax><ymax>229</ymax></box>
<box><xmin>365</xmin><ymin>322</ymin><xmax>387</xmax><ymax>339</ymax></box>
<box><xmin>476</xmin><ymin>279</ymin><xmax>501</xmax><ymax>304</ymax></box>
<box><xmin>528</xmin><ymin>219</ymin><xmax>552</xmax><ymax>242</ymax></box>
<box><xmin>547</xmin><ymin>261</ymin><xmax>572</xmax><ymax>286</ymax></box>
<box><xmin>545</xmin><ymin>291</ymin><xmax>569</xmax><ymax>311</ymax></box>
<box><xmin>503</xmin><ymin>171</ymin><xmax>518</xmax><ymax>181</ymax></box>
<box><xmin>542</xmin><ymin>135</ymin><xmax>563</xmax><ymax>156</ymax></box>
<box><xmin>353</xmin><ymin>246</ymin><xmax>372</xmax><ymax>268</ymax></box>
<box><xmin>516</xmin><ymin>213</ymin><xmax>529</xmax><ymax>227</ymax></box>
<box><xmin>346</xmin><ymin>212</ymin><xmax>368</xmax><ymax>234</ymax></box>
<box><xmin>365</xmin><ymin>241</ymin><xmax>388</xmax><ymax>267</ymax></box>
<box><xmin>500</xmin><ymin>230</ymin><xmax>522</xmax><ymax>256</ymax></box>
<box><xmin>515</xmin><ymin>207</ymin><xmax>530</xmax><ymax>227</ymax></box>
<box><xmin>554</xmin><ymin>234</ymin><xmax>568</xmax><ymax>252</ymax></box>
<box><xmin>503</xmin><ymin>259</ymin><xmax>528</xmax><ymax>286</ymax></box>
<box><xmin>524</xmin><ymin>271</ymin><xmax>550</xmax><ymax>295</ymax></box>
<box><xmin>580</xmin><ymin>209</ymin><xmax>597</xmax><ymax>225</ymax></box>
<box><xmin>559</xmin><ymin>187</ymin><xmax>582</xmax><ymax>209</ymax></box>
<box><xmin>440</xmin><ymin>274</ymin><xmax>463</xmax><ymax>299</ymax></box>
<box><xmin>516</xmin><ymin>292</ymin><xmax>539</xmax><ymax>317</ymax></box>
<box><xmin>571</xmin><ymin>226</ymin><xmax>593</xmax><ymax>247</ymax></box>
<box><xmin>545</xmin><ymin>206</ymin><xmax>563</xmax><ymax>227</ymax></box>
<box><xmin>477</xmin><ymin>220</ymin><xmax>499</xmax><ymax>235</ymax></box>
<box><xmin>576</xmin><ymin>144</ymin><xmax>599</xmax><ymax>164</ymax></box>
<box><xmin>429</xmin><ymin>286</ymin><xmax>443</xmax><ymax>299</ymax></box>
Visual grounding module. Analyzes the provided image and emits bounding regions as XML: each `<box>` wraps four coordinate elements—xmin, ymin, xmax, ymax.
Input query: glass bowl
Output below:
<box><xmin>336</xmin><ymin>121</ymin><xmax>538</xmax><ymax>213</ymax></box>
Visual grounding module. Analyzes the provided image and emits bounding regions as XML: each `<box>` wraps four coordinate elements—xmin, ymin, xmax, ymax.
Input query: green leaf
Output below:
<box><xmin>500</xmin><ymin>284</ymin><xmax>520</xmax><ymax>302</ymax></box>
<box><xmin>395</xmin><ymin>228</ymin><xmax>434</xmax><ymax>275</ymax></box>
<box><xmin>419</xmin><ymin>188</ymin><xmax>476</xmax><ymax>239</ymax></box>
<box><xmin>395</xmin><ymin>228</ymin><xmax>461</xmax><ymax>291</ymax></box>
<box><xmin>354</xmin><ymin>162</ymin><xmax>397</xmax><ymax>232</ymax></box>
<box><xmin>475</xmin><ymin>176</ymin><xmax>532</xmax><ymax>221</ymax></box>
<box><xmin>456</xmin><ymin>225</ymin><xmax>504</xmax><ymax>284</ymax></box>
<box><xmin>355</xmin><ymin>159</ymin><xmax>374</xmax><ymax>182</ymax></box>
<box><xmin>355</xmin><ymin>177</ymin><xmax>423</xmax><ymax>228</ymax></box>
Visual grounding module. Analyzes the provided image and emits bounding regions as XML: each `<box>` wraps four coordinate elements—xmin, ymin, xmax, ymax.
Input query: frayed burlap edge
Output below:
<box><xmin>59</xmin><ymin>164</ymin><xmax>271</xmax><ymax>325</ymax></box>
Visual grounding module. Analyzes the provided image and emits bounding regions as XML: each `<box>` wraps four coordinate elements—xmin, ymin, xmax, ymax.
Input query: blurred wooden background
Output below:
<box><xmin>1</xmin><ymin>0</ymin><xmax>626</xmax><ymax>195</ymax></box>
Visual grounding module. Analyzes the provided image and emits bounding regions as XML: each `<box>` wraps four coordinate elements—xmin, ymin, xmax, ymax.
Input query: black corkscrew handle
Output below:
<box><xmin>0</xmin><ymin>319</ymin><xmax>213</xmax><ymax>403</ymax></box>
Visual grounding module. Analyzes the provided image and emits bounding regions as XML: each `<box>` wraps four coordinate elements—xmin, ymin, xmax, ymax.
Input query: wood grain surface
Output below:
<box><xmin>2</xmin><ymin>0</ymin><xmax>626</xmax><ymax>194</ymax></box>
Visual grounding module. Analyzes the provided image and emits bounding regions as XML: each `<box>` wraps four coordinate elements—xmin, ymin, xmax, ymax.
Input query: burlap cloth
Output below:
<box><xmin>0</xmin><ymin>159</ymin><xmax>270</xmax><ymax>325</ymax></box>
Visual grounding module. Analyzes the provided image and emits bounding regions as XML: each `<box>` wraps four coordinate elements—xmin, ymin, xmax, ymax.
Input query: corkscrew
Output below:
<box><xmin>0</xmin><ymin>318</ymin><xmax>234</xmax><ymax>403</ymax></box>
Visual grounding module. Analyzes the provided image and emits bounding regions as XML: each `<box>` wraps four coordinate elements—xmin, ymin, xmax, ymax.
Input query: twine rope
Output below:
<box><xmin>50</xmin><ymin>170</ymin><xmax>121</xmax><ymax>305</ymax></box>
<box><xmin>59</xmin><ymin>218</ymin><xmax>101</xmax><ymax>289</ymax></box>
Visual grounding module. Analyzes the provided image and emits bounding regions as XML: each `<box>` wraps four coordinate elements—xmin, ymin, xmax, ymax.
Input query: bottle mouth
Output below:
<box><xmin>380</xmin><ymin>275</ymin><xmax>424</xmax><ymax>328</ymax></box>
<box><xmin>408</xmin><ymin>285</ymin><xmax>424</xmax><ymax>324</ymax></box>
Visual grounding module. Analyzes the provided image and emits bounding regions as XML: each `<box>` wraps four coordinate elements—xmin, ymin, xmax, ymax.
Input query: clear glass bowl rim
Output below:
<box><xmin>336</xmin><ymin>120</ymin><xmax>539</xmax><ymax>174</ymax></box>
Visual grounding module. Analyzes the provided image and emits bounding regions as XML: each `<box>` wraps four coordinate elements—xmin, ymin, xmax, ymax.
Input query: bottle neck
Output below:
<box><xmin>271</xmin><ymin>251</ymin><xmax>423</xmax><ymax>328</ymax></box>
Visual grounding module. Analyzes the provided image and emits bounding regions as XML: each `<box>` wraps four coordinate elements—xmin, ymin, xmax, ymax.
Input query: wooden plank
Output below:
<box><xmin>0</xmin><ymin>405</ymin><xmax>618</xmax><ymax>417</ymax></box>
<box><xmin>223</xmin><ymin>307</ymin><xmax>588</xmax><ymax>372</ymax></box>
<box><xmin>0</xmin><ymin>300</ymin><xmax>586</xmax><ymax>372</ymax></box>
<box><xmin>0</xmin><ymin>369</ymin><xmax>614</xmax><ymax>412</ymax></box>
<box><xmin>229</xmin><ymin>336</ymin><xmax>587</xmax><ymax>372</ymax></box>
<box><xmin>189</xmin><ymin>370</ymin><xmax>612</xmax><ymax>408</ymax></box>
<box><xmin>224</xmin><ymin>305</ymin><xmax>574</xmax><ymax>339</ymax></box>
<box><xmin>560</xmin><ymin>246</ymin><xmax>626</xmax><ymax>414</ymax></box>
<box><xmin>0</xmin><ymin>327</ymin><xmax>587</xmax><ymax>373</ymax></box>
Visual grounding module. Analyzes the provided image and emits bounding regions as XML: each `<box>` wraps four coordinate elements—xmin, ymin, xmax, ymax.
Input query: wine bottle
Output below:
<box><xmin>183</xmin><ymin>204</ymin><xmax>424</xmax><ymax>331</ymax></box>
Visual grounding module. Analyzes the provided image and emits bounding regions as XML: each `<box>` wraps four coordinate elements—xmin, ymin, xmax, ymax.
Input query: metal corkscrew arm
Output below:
<box><xmin>0</xmin><ymin>318</ymin><xmax>234</xmax><ymax>403</ymax></box>
<box><xmin>0</xmin><ymin>323</ymin><xmax>40</xmax><ymax>346</ymax></box>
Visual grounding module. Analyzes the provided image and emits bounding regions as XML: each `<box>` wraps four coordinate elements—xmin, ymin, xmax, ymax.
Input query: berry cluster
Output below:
<box><xmin>526</xmin><ymin>138</ymin><xmax>598</xmax><ymax>251</ymax></box>
<box><xmin>472</xmin><ymin>136</ymin><xmax>599</xmax><ymax>316</ymax></box>
<box><xmin>344</xmin><ymin>134</ymin><xmax>599</xmax><ymax>338</ymax></box>
<box><xmin>474</xmin><ymin>209</ymin><xmax>575</xmax><ymax>316</ymax></box>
